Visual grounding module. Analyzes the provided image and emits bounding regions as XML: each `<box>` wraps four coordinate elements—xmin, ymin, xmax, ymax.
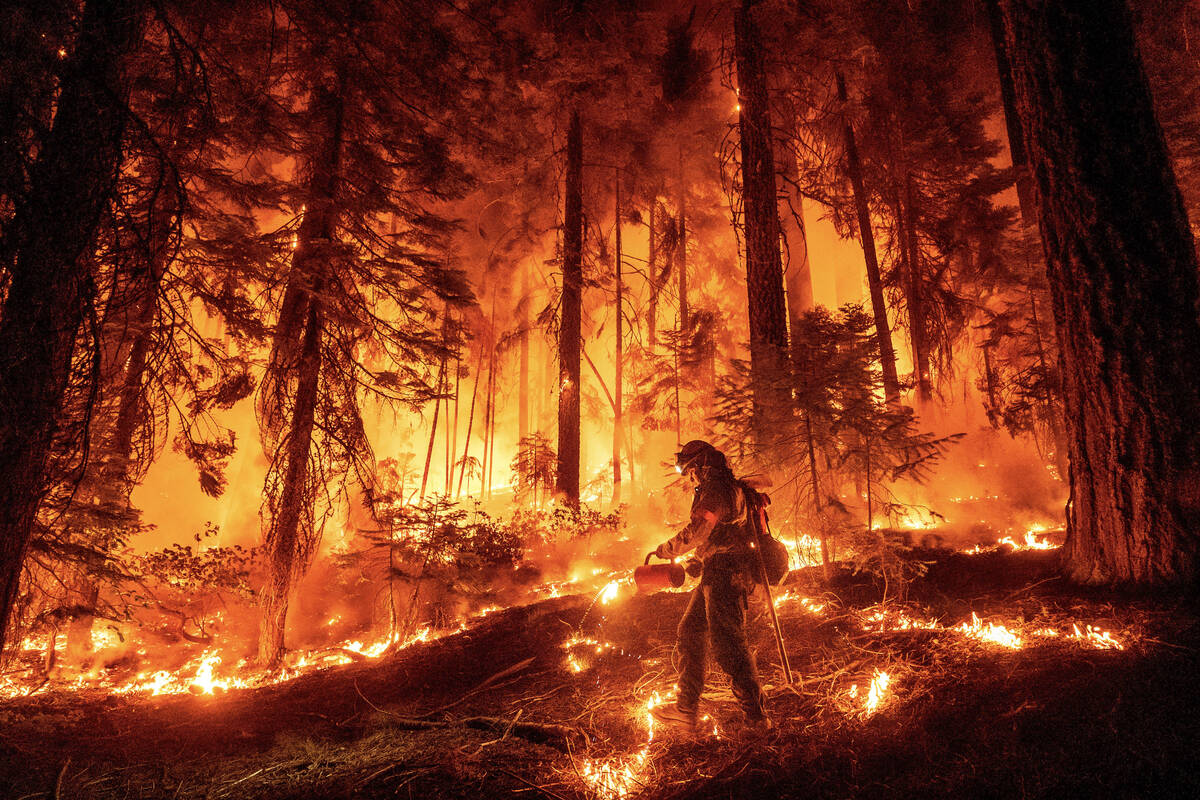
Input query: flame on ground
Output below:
<box><xmin>957</xmin><ymin>612</ymin><xmax>1023</xmax><ymax>649</ymax></box>
<box><xmin>580</xmin><ymin>746</ymin><xmax>651</xmax><ymax>800</ymax></box>
<box><xmin>847</xmin><ymin>669</ymin><xmax>892</xmax><ymax>717</ymax></box>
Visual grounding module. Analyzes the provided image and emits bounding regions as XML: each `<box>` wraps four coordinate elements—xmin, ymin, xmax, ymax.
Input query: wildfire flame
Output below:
<box><xmin>847</xmin><ymin>669</ymin><xmax>892</xmax><ymax>717</ymax></box>
<box><xmin>957</xmin><ymin>612</ymin><xmax>1023</xmax><ymax>649</ymax></box>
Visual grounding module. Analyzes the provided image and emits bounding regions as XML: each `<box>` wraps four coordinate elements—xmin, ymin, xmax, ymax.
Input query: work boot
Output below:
<box><xmin>649</xmin><ymin>702</ymin><xmax>697</xmax><ymax>733</ymax></box>
<box><xmin>739</xmin><ymin>711</ymin><xmax>774</xmax><ymax>737</ymax></box>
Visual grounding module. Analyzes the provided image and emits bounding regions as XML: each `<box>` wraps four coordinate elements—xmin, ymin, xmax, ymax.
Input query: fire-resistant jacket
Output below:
<box><xmin>656</xmin><ymin>467</ymin><xmax>754</xmax><ymax>561</ymax></box>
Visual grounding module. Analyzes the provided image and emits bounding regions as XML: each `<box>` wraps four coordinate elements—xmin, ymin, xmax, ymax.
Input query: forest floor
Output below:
<box><xmin>2</xmin><ymin>548</ymin><xmax>1199</xmax><ymax>800</ymax></box>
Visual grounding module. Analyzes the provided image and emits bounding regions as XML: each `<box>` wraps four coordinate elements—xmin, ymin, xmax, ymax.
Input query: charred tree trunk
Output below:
<box><xmin>0</xmin><ymin>0</ymin><xmax>146</xmax><ymax>655</ymax></box>
<box><xmin>998</xmin><ymin>0</ymin><xmax>1200</xmax><ymax>585</ymax></box>
<box><xmin>258</xmin><ymin>82</ymin><xmax>344</xmax><ymax>666</ymax></box>
<box><xmin>735</xmin><ymin>0</ymin><xmax>791</xmax><ymax>447</ymax></box>
<box><xmin>837</xmin><ymin>73</ymin><xmax>901</xmax><ymax>404</ymax></box>
<box><xmin>647</xmin><ymin>202</ymin><xmax>659</xmax><ymax>355</ymax></box>
<box><xmin>556</xmin><ymin>110</ymin><xmax>582</xmax><ymax>508</ymax></box>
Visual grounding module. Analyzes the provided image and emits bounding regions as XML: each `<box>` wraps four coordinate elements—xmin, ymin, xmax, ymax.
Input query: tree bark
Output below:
<box><xmin>647</xmin><ymin>202</ymin><xmax>659</xmax><ymax>355</ymax></box>
<box><xmin>556</xmin><ymin>110</ymin><xmax>582</xmax><ymax>507</ymax></box>
<box><xmin>998</xmin><ymin>0</ymin><xmax>1200</xmax><ymax>585</ymax></box>
<box><xmin>837</xmin><ymin>72</ymin><xmax>901</xmax><ymax>404</ymax></box>
<box><xmin>0</xmin><ymin>0</ymin><xmax>146</xmax><ymax>656</ymax></box>
<box><xmin>735</xmin><ymin>0</ymin><xmax>791</xmax><ymax>446</ymax></box>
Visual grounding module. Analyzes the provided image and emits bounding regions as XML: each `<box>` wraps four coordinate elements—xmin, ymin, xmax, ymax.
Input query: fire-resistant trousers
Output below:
<box><xmin>675</xmin><ymin>559</ymin><xmax>765</xmax><ymax>719</ymax></box>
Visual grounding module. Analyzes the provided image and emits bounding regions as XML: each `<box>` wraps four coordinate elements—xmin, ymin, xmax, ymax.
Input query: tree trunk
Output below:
<box><xmin>998</xmin><ymin>0</ymin><xmax>1200</xmax><ymax>585</ymax></box>
<box><xmin>775</xmin><ymin>116</ymin><xmax>815</xmax><ymax>351</ymax></box>
<box><xmin>984</xmin><ymin>0</ymin><xmax>1038</xmax><ymax>229</ymax></box>
<box><xmin>455</xmin><ymin>345</ymin><xmax>485</xmax><ymax>497</ymax></box>
<box><xmin>676</xmin><ymin>150</ymin><xmax>689</xmax><ymax>335</ymax></box>
<box><xmin>735</xmin><ymin>0</ymin><xmax>791</xmax><ymax>447</ymax></box>
<box><xmin>519</xmin><ymin>263</ymin><xmax>530</xmax><ymax>443</ymax></box>
<box><xmin>259</xmin><ymin>296</ymin><xmax>322</xmax><ymax>666</ymax></box>
<box><xmin>0</xmin><ymin>0</ymin><xmax>146</xmax><ymax>656</ymax></box>
<box><xmin>556</xmin><ymin>110</ymin><xmax>582</xmax><ymax>508</ymax></box>
<box><xmin>612</xmin><ymin>169</ymin><xmax>623</xmax><ymax>506</ymax></box>
<box><xmin>903</xmin><ymin>174</ymin><xmax>931</xmax><ymax>402</ymax></box>
<box><xmin>837</xmin><ymin>72</ymin><xmax>902</xmax><ymax>405</ymax></box>
<box><xmin>258</xmin><ymin>80</ymin><xmax>344</xmax><ymax>665</ymax></box>
<box><xmin>647</xmin><ymin>202</ymin><xmax>659</xmax><ymax>355</ymax></box>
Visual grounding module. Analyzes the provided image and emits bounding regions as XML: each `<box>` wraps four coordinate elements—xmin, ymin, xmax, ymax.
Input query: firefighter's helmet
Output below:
<box><xmin>675</xmin><ymin>440</ymin><xmax>727</xmax><ymax>473</ymax></box>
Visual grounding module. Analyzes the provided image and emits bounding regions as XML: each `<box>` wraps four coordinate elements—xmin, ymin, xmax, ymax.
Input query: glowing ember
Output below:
<box><xmin>957</xmin><ymin>612</ymin><xmax>1023</xmax><ymax>649</ymax></box>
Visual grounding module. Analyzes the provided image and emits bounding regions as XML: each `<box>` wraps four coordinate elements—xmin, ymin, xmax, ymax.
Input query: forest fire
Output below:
<box><xmin>3</xmin><ymin>0</ymin><xmax>1199</xmax><ymax>796</ymax></box>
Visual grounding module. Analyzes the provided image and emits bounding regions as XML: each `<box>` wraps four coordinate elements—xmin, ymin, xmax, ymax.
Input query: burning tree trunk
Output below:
<box><xmin>0</xmin><ymin>0</ymin><xmax>146</xmax><ymax>656</ymax></box>
<box><xmin>647</xmin><ymin>201</ymin><xmax>660</xmax><ymax>355</ymax></box>
<box><xmin>556</xmin><ymin>110</ymin><xmax>583</xmax><ymax>508</ymax></box>
<box><xmin>997</xmin><ymin>0</ymin><xmax>1200</xmax><ymax>584</ymax></box>
<box><xmin>258</xmin><ymin>81</ymin><xmax>344</xmax><ymax>666</ymax></box>
<box><xmin>735</xmin><ymin>0</ymin><xmax>791</xmax><ymax>446</ymax></box>
<box><xmin>837</xmin><ymin>72</ymin><xmax>902</xmax><ymax>405</ymax></box>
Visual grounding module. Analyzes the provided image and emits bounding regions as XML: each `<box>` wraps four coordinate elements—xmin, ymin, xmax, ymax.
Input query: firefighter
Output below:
<box><xmin>648</xmin><ymin>440</ymin><xmax>770</xmax><ymax>733</ymax></box>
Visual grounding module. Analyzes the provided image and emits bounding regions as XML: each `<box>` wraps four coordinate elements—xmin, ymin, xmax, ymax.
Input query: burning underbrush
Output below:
<box><xmin>1</xmin><ymin>539</ymin><xmax>1197</xmax><ymax>800</ymax></box>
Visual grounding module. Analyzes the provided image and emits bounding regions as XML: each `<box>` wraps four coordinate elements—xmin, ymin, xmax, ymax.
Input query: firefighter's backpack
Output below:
<box><xmin>740</xmin><ymin>483</ymin><xmax>790</xmax><ymax>585</ymax></box>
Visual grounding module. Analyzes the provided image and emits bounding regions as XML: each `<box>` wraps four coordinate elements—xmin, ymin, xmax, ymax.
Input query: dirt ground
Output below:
<box><xmin>1</xmin><ymin>548</ymin><xmax>1198</xmax><ymax>799</ymax></box>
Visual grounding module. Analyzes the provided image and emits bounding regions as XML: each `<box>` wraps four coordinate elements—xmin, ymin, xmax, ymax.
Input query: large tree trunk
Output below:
<box><xmin>556</xmin><ymin>110</ymin><xmax>582</xmax><ymax>508</ymax></box>
<box><xmin>0</xmin><ymin>0</ymin><xmax>146</xmax><ymax>656</ymax></box>
<box><xmin>998</xmin><ymin>0</ymin><xmax>1200</xmax><ymax>585</ymax></box>
<box><xmin>258</xmin><ymin>81</ymin><xmax>344</xmax><ymax>665</ymax></box>
<box><xmin>735</xmin><ymin>0</ymin><xmax>791</xmax><ymax>446</ymax></box>
<box><xmin>837</xmin><ymin>73</ymin><xmax>901</xmax><ymax>404</ymax></box>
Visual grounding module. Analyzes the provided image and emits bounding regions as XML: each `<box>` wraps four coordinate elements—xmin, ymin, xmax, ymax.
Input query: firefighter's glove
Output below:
<box><xmin>684</xmin><ymin>558</ymin><xmax>703</xmax><ymax>578</ymax></box>
<box><xmin>654</xmin><ymin>543</ymin><xmax>671</xmax><ymax>560</ymax></box>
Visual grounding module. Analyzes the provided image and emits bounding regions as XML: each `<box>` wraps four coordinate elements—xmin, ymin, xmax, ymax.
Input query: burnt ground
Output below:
<box><xmin>1</xmin><ymin>549</ymin><xmax>1199</xmax><ymax>800</ymax></box>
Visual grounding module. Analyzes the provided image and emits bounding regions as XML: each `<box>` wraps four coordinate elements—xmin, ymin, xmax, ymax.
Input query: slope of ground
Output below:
<box><xmin>1</xmin><ymin>549</ymin><xmax>1197</xmax><ymax>799</ymax></box>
